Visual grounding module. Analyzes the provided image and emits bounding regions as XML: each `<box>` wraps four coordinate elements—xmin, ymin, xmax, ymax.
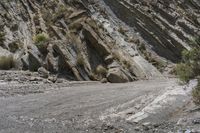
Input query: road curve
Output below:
<box><xmin>0</xmin><ymin>79</ymin><xmax>194</xmax><ymax>133</ymax></box>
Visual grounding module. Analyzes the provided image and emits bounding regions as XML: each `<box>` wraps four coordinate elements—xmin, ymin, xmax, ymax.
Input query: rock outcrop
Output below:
<box><xmin>0</xmin><ymin>0</ymin><xmax>199</xmax><ymax>82</ymax></box>
<box><xmin>102</xmin><ymin>0</ymin><xmax>200</xmax><ymax>62</ymax></box>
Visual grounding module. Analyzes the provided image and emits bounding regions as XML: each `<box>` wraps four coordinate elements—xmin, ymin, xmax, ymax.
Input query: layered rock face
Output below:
<box><xmin>103</xmin><ymin>0</ymin><xmax>200</xmax><ymax>62</ymax></box>
<box><xmin>0</xmin><ymin>0</ymin><xmax>199</xmax><ymax>82</ymax></box>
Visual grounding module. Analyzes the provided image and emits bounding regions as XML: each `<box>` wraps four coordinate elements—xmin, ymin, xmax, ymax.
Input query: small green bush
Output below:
<box><xmin>33</xmin><ymin>33</ymin><xmax>49</xmax><ymax>44</ymax></box>
<box><xmin>176</xmin><ymin>63</ymin><xmax>194</xmax><ymax>83</ymax></box>
<box><xmin>175</xmin><ymin>36</ymin><xmax>200</xmax><ymax>104</ymax></box>
<box><xmin>189</xmin><ymin>36</ymin><xmax>200</xmax><ymax>47</ymax></box>
<box><xmin>176</xmin><ymin>48</ymin><xmax>200</xmax><ymax>82</ymax></box>
<box><xmin>33</xmin><ymin>33</ymin><xmax>49</xmax><ymax>54</ymax></box>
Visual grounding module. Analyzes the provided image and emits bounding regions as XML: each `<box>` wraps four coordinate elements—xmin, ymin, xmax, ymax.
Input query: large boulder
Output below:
<box><xmin>0</xmin><ymin>47</ymin><xmax>13</xmax><ymax>70</ymax></box>
<box><xmin>107</xmin><ymin>68</ymin><xmax>129</xmax><ymax>83</ymax></box>
<box><xmin>28</xmin><ymin>50</ymin><xmax>42</xmax><ymax>71</ymax></box>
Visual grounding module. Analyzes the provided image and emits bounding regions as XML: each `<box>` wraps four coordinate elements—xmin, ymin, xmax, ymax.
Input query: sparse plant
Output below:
<box><xmin>33</xmin><ymin>33</ymin><xmax>49</xmax><ymax>44</ymax></box>
<box><xmin>122</xmin><ymin>59</ymin><xmax>132</xmax><ymax>69</ymax></box>
<box><xmin>96</xmin><ymin>65</ymin><xmax>107</xmax><ymax>76</ymax></box>
<box><xmin>192</xmin><ymin>80</ymin><xmax>200</xmax><ymax>105</ymax></box>
<box><xmin>33</xmin><ymin>33</ymin><xmax>49</xmax><ymax>54</ymax></box>
<box><xmin>138</xmin><ymin>43</ymin><xmax>146</xmax><ymax>52</ymax></box>
<box><xmin>176</xmin><ymin>63</ymin><xmax>194</xmax><ymax>82</ymax></box>
<box><xmin>76</xmin><ymin>54</ymin><xmax>85</xmax><ymax>66</ymax></box>
<box><xmin>0</xmin><ymin>55</ymin><xmax>13</xmax><ymax>70</ymax></box>
<box><xmin>175</xmin><ymin>37</ymin><xmax>200</xmax><ymax>104</ymax></box>
<box><xmin>8</xmin><ymin>40</ymin><xmax>22</xmax><ymax>53</ymax></box>
<box><xmin>53</xmin><ymin>4</ymin><xmax>68</xmax><ymax>20</ymax></box>
<box><xmin>112</xmin><ymin>51</ymin><xmax>133</xmax><ymax>69</ymax></box>
<box><xmin>113</xmin><ymin>51</ymin><xmax>122</xmax><ymax>62</ymax></box>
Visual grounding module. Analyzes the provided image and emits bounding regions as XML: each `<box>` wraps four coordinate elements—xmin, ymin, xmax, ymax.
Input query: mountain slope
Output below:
<box><xmin>0</xmin><ymin>0</ymin><xmax>199</xmax><ymax>82</ymax></box>
<box><xmin>102</xmin><ymin>0</ymin><xmax>200</xmax><ymax>62</ymax></box>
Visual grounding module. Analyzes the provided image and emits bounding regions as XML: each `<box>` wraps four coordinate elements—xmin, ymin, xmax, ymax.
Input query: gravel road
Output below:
<box><xmin>0</xmin><ymin>72</ymin><xmax>199</xmax><ymax>133</ymax></box>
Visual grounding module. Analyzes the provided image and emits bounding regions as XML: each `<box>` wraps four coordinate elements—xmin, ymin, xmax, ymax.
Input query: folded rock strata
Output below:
<box><xmin>0</xmin><ymin>0</ymin><xmax>199</xmax><ymax>82</ymax></box>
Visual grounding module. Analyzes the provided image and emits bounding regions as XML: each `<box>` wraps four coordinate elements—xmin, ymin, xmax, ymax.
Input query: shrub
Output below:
<box><xmin>189</xmin><ymin>36</ymin><xmax>200</xmax><ymax>47</ymax></box>
<box><xmin>33</xmin><ymin>33</ymin><xmax>49</xmax><ymax>54</ymax></box>
<box><xmin>8</xmin><ymin>41</ymin><xmax>22</xmax><ymax>53</ymax></box>
<box><xmin>96</xmin><ymin>65</ymin><xmax>107</xmax><ymax>76</ymax></box>
<box><xmin>0</xmin><ymin>55</ymin><xmax>13</xmax><ymax>70</ymax></box>
<box><xmin>76</xmin><ymin>54</ymin><xmax>85</xmax><ymax>66</ymax></box>
<box><xmin>123</xmin><ymin>60</ymin><xmax>132</xmax><ymax>69</ymax></box>
<box><xmin>138</xmin><ymin>43</ymin><xmax>146</xmax><ymax>52</ymax></box>
<box><xmin>192</xmin><ymin>80</ymin><xmax>200</xmax><ymax>105</ymax></box>
<box><xmin>176</xmin><ymin>63</ymin><xmax>194</xmax><ymax>83</ymax></box>
<box><xmin>176</xmin><ymin>48</ymin><xmax>200</xmax><ymax>82</ymax></box>
<box><xmin>33</xmin><ymin>33</ymin><xmax>49</xmax><ymax>44</ymax></box>
<box><xmin>175</xmin><ymin>36</ymin><xmax>200</xmax><ymax>104</ymax></box>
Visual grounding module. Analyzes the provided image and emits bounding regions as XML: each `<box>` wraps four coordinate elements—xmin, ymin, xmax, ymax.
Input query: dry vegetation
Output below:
<box><xmin>176</xmin><ymin>37</ymin><xmax>200</xmax><ymax>104</ymax></box>
<box><xmin>0</xmin><ymin>55</ymin><xmax>13</xmax><ymax>70</ymax></box>
<box><xmin>33</xmin><ymin>33</ymin><xmax>49</xmax><ymax>54</ymax></box>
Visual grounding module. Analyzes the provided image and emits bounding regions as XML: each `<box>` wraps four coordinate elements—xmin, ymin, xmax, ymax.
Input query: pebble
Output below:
<box><xmin>134</xmin><ymin>126</ymin><xmax>140</xmax><ymax>131</ymax></box>
<box><xmin>192</xmin><ymin>119</ymin><xmax>200</xmax><ymax>124</ymax></box>
<box><xmin>177</xmin><ymin>118</ymin><xmax>187</xmax><ymax>125</ymax></box>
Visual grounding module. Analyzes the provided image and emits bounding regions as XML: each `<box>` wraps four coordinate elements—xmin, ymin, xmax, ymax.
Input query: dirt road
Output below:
<box><xmin>0</xmin><ymin>74</ymin><xmax>198</xmax><ymax>132</ymax></box>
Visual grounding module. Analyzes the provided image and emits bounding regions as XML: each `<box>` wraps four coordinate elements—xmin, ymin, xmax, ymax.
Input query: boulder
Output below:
<box><xmin>0</xmin><ymin>47</ymin><xmax>13</xmax><ymax>70</ymax></box>
<box><xmin>38</xmin><ymin>67</ymin><xmax>49</xmax><ymax>78</ymax></box>
<box><xmin>21</xmin><ymin>54</ymin><xmax>29</xmax><ymax>70</ymax></box>
<box><xmin>46</xmin><ymin>44</ymin><xmax>59</xmax><ymax>73</ymax></box>
<box><xmin>28</xmin><ymin>50</ymin><xmax>41</xmax><ymax>71</ymax></box>
<box><xmin>107</xmin><ymin>68</ymin><xmax>129</xmax><ymax>83</ymax></box>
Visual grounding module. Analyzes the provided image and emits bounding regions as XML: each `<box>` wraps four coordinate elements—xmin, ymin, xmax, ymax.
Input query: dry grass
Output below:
<box><xmin>0</xmin><ymin>55</ymin><xmax>13</xmax><ymax>70</ymax></box>
<box><xmin>76</xmin><ymin>54</ymin><xmax>85</xmax><ymax>66</ymax></box>
<box><xmin>96</xmin><ymin>65</ymin><xmax>107</xmax><ymax>76</ymax></box>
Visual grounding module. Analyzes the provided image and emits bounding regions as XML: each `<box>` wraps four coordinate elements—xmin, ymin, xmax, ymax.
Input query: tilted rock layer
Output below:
<box><xmin>0</xmin><ymin>0</ymin><xmax>199</xmax><ymax>82</ymax></box>
<box><xmin>103</xmin><ymin>0</ymin><xmax>200</xmax><ymax>62</ymax></box>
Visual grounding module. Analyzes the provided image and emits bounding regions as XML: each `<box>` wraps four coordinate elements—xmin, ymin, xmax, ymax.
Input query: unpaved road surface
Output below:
<box><xmin>0</xmin><ymin>72</ymin><xmax>199</xmax><ymax>133</ymax></box>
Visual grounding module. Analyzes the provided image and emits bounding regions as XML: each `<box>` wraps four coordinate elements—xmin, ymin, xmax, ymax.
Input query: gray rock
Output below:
<box><xmin>28</xmin><ymin>50</ymin><xmax>41</xmax><ymax>71</ymax></box>
<box><xmin>104</xmin><ymin>55</ymin><xmax>114</xmax><ymax>64</ymax></box>
<box><xmin>21</xmin><ymin>54</ymin><xmax>29</xmax><ymax>70</ymax></box>
<box><xmin>100</xmin><ymin>78</ymin><xmax>108</xmax><ymax>83</ymax></box>
<box><xmin>108</xmin><ymin>61</ymin><xmax>120</xmax><ymax>69</ymax></box>
<box><xmin>48</xmin><ymin>75</ymin><xmax>57</xmax><ymax>83</ymax></box>
<box><xmin>38</xmin><ymin>67</ymin><xmax>49</xmax><ymax>78</ymax></box>
<box><xmin>107</xmin><ymin>68</ymin><xmax>129</xmax><ymax>83</ymax></box>
<box><xmin>192</xmin><ymin>118</ymin><xmax>200</xmax><ymax>124</ymax></box>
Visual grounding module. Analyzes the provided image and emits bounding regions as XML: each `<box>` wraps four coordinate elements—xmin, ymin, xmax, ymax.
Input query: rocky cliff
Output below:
<box><xmin>102</xmin><ymin>0</ymin><xmax>200</xmax><ymax>62</ymax></box>
<box><xmin>0</xmin><ymin>0</ymin><xmax>199</xmax><ymax>82</ymax></box>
